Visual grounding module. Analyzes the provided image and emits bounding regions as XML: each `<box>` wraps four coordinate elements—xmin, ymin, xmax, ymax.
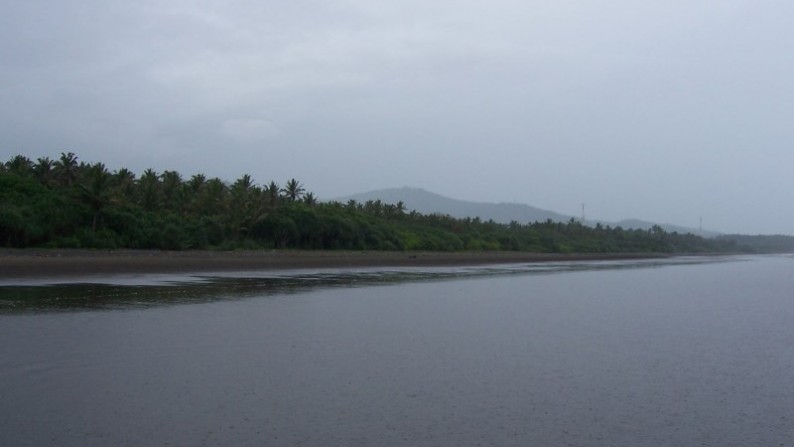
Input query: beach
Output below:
<box><xmin>0</xmin><ymin>249</ymin><xmax>669</xmax><ymax>279</ymax></box>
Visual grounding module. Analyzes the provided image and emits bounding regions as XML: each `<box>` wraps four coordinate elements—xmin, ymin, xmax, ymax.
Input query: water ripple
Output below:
<box><xmin>0</xmin><ymin>255</ymin><xmax>745</xmax><ymax>313</ymax></box>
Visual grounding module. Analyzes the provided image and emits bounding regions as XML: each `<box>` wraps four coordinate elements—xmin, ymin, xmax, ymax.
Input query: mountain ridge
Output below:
<box><xmin>333</xmin><ymin>187</ymin><xmax>720</xmax><ymax>237</ymax></box>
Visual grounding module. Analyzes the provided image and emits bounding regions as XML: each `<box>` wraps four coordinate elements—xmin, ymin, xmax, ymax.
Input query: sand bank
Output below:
<box><xmin>0</xmin><ymin>249</ymin><xmax>675</xmax><ymax>280</ymax></box>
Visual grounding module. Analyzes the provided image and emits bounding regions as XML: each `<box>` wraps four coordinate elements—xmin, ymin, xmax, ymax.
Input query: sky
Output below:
<box><xmin>2</xmin><ymin>0</ymin><xmax>793</xmax><ymax>235</ymax></box>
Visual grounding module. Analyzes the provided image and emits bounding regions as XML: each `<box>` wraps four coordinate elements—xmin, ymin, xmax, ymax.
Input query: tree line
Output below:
<box><xmin>0</xmin><ymin>152</ymin><xmax>757</xmax><ymax>253</ymax></box>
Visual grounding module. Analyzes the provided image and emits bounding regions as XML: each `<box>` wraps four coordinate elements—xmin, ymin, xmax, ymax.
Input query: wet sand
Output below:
<box><xmin>0</xmin><ymin>249</ymin><xmax>671</xmax><ymax>279</ymax></box>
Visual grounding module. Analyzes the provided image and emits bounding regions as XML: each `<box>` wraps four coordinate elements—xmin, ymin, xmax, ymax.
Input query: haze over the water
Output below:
<box><xmin>2</xmin><ymin>1</ymin><xmax>792</xmax><ymax>235</ymax></box>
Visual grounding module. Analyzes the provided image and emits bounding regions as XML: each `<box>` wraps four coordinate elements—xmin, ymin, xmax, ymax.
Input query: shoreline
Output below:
<box><xmin>0</xmin><ymin>249</ymin><xmax>682</xmax><ymax>279</ymax></box>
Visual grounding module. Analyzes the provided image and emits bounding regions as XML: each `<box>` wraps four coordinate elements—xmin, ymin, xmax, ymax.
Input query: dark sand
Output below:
<box><xmin>0</xmin><ymin>249</ymin><xmax>672</xmax><ymax>279</ymax></box>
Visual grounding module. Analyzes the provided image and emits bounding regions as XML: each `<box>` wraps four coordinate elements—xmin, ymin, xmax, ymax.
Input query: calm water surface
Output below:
<box><xmin>1</xmin><ymin>255</ymin><xmax>793</xmax><ymax>446</ymax></box>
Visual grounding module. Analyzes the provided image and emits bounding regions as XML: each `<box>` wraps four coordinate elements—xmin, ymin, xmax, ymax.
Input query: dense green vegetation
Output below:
<box><xmin>715</xmin><ymin>234</ymin><xmax>794</xmax><ymax>253</ymax></box>
<box><xmin>0</xmin><ymin>152</ymin><xmax>775</xmax><ymax>253</ymax></box>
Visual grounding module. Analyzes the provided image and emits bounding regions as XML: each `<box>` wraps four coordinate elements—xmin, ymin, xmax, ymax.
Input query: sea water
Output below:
<box><xmin>1</xmin><ymin>255</ymin><xmax>792</xmax><ymax>446</ymax></box>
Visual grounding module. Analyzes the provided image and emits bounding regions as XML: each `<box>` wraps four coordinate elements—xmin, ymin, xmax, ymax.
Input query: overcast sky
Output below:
<box><xmin>2</xmin><ymin>0</ymin><xmax>793</xmax><ymax>234</ymax></box>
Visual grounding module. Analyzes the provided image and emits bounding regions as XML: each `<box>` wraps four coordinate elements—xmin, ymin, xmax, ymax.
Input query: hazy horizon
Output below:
<box><xmin>3</xmin><ymin>1</ymin><xmax>793</xmax><ymax>235</ymax></box>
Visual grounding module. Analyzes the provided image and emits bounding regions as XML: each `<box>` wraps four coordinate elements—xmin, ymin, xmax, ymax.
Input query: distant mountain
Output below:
<box><xmin>333</xmin><ymin>187</ymin><xmax>719</xmax><ymax>237</ymax></box>
<box><xmin>336</xmin><ymin>187</ymin><xmax>572</xmax><ymax>224</ymax></box>
<box><xmin>610</xmin><ymin>219</ymin><xmax>721</xmax><ymax>238</ymax></box>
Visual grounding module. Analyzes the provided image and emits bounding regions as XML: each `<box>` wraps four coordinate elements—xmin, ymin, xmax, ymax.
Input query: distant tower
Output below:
<box><xmin>581</xmin><ymin>203</ymin><xmax>586</xmax><ymax>224</ymax></box>
<box><xmin>699</xmin><ymin>216</ymin><xmax>703</xmax><ymax>235</ymax></box>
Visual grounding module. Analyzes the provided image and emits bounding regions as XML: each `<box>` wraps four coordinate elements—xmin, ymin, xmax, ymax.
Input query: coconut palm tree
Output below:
<box><xmin>77</xmin><ymin>163</ymin><xmax>113</xmax><ymax>232</ymax></box>
<box><xmin>138</xmin><ymin>168</ymin><xmax>160</xmax><ymax>211</ymax></box>
<box><xmin>303</xmin><ymin>192</ymin><xmax>318</xmax><ymax>207</ymax></box>
<box><xmin>112</xmin><ymin>168</ymin><xmax>137</xmax><ymax>202</ymax></box>
<box><xmin>266</xmin><ymin>181</ymin><xmax>280</xmax><ymax>206</ymax></box>
<box><xmin>231</xmin><ymin>174</ymin><xmax>254</xmax><ymax>193</ymax></box>
<box><xmin>160</xmin><ymin>170</ymin><xmax>185</xmax><ymax>213</ymax></box>
<box><xmin>228</xmin><ymin>174</ymin><xmax>265</xmax><ymax>238</ymax></box>
<box><xmin>32</xmin><ymin>157</ymin><xmax>55</xmax><ymax>188</ymax></box>
<box><xmin>53</xmin><ymin>152</ymin><xmax>79</xmax><ymax>187</ymax></box>
<box><xmin>187</xmin><ymin>174</ymin><xmax>206</xmax><ymax>195</ymax></box>
<box><xmin>5</xmin><ymin>155</ymin><xmax>33</xmax><ymax>177</ymax></box>
<box><xmin>281</xmin><ymin>178</ymin><xmax>305</xmax><ymax>202</ymax></box>
<box><xmin>195</xmin><ymin>177</ymin><xmax>228</xmax><ymax>216</ymax></box>
<box><xmin>182</xmin><ymin>174</ymin><xmax>207</xmax><ymax>215</ymax></box>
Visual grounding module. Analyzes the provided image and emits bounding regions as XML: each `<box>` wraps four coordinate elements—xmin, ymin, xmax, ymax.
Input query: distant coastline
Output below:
<box><xmin>0</xmin><ymin>249</ymin><xmax>676</xmax><ymax>280</ymax></box>
<box><xmin>2</xmin><ymin>153</ymin><xmax>746</xmax><ymax>255</ymax></box>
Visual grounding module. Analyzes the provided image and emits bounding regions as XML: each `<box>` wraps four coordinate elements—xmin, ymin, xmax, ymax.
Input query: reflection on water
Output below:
<box><xmin>1</xmin><ymin>254</ymin><xmax>791</xmax><ymax>447</ymax></box>
<box><xmin>0</xmin><ymin>256</ymin><xmax>736</xmax><ymax>313</ymax></box>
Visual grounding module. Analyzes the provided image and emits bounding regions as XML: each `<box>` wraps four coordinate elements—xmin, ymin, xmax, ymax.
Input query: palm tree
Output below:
<box><xmin>32</xmin><ymin>157</ymin><xmax>55</xmax><ymax>188</ymax></box>
<box><xmin>183</xmin><ymin>174</ymin><xmax>207</xmax><ymax>215</ymax></box>
<box><xmin>303</xmin><ymin>192</ymin><xmax>318</xmax><ymax>207</ymax></box>
<box><xmin>364</xmin><ymin>199</ymin><xmax>383</xmax><ymax>216</ymax></box>
<box><xmin>160</xmin><ymin>170</ymin><xmax>184</xmax><ymax>212</ymax></box>
<box><xmin>229</xmin><ymin>174</ymin><xmax>264</xmax><ymax>238</ymax></box>
<box><xmin>281</xmin><ymin>178</ymin><xmax>305</xmax><ymax>202</ymax></box>
<box><xmin>195</xmin><ymin>177</ymin><xmax>228</xmax><ymax>216</ymax></box>
<box><xmin>77</xmin><ymin>163</ymin><xmax>114</xmax><ymax>232</ymax></box>
<box><xmin>231</xmin><ymin>174</ymin><xmax>254</xmax><ymax>193</ymax></box>
<box><xmin>138</xmin><ymin>168</ymin><xmax>160</xmax><ymax>211</ymax></box>
<box><xmin>187</xmin><ymin>174</ymin><xmax>206</xmax><ymax>195</ymax></box>
<box><xmin>266</xmin><ymin>181</ymin><xmax>280</xmax><ymax>206</ymax></box>
<box><xmin>53</xmin><ymin>152</ymin><xmax>79</xmax><ymax>187</ymax></box>
<box><xmin>5</xmin><ymin>155</ymin><xmax>33</xmax><ymax>177</ymax></box>
<box><xmin>112</xmin><ymin>168</ymin><xmax>137</xmax><ymax>202</ymax></box>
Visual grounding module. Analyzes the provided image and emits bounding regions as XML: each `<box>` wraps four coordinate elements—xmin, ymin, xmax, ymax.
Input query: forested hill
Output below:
<box><xmin>338</xmin><ymin>187</ymin><xmax>572</xmax><ymax>225</ymax></box>
<box><xmin>0</xmin><ymin>152</ymin><xmax>769</xmax><ymax>253</ymax></box>
<box><xmin>337</xmin><ymin>187</ymin><xmax>720</xmax><ymax>237</ymax></box>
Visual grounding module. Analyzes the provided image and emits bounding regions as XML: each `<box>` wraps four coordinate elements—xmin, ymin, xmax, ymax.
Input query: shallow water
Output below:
<box><xmin>1</xmin><ymin>255</ymin><xmax>792</xmax><ymax>446</ymax></box>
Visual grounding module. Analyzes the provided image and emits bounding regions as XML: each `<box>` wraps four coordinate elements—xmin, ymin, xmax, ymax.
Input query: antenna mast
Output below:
<box><xmin>581</xmin><ymin>203</ymin><xmax>586</xmax><ymax>223</ymax></box>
